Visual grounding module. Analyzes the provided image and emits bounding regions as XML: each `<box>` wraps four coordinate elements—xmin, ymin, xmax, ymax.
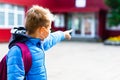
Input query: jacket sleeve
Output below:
<box><xmin>6</xmin><ymin>46</ymin><xmax>25</xmax><ymax>80</ymax></box>
<box><xmin>43</xmin><ymin>31</ymin><xmax>65</xmax><ymax>51</ymax></box>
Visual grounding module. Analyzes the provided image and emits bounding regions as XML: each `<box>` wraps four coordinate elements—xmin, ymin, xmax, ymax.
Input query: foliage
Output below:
<box><xmin>105</xmin><ymin>0</ymin><xmax>120</xmax><ymax>26</ymax></box>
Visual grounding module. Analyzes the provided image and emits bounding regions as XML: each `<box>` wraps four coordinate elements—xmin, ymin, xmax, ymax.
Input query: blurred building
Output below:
<box><xmin>0</xmin><ymin>0</ymin><xmax>113</xmax><ymax>42</ymax></box>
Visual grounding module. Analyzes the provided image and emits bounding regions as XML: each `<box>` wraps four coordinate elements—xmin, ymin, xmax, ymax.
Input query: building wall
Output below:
<box><xmin>0</xmin><ymin>1</ymin><xmax>28</xmax><ymax>42</ymax></box>
<box><xmin>97</xmin><ymin>10</ymin><xmax>108</xmax><ymax>40</ymax></box>
<box><xmin>0</xmin><ymin>0</ymin><xmax>38</xmax><ymax>7</ymax></box>
<box><xmin>0</xmin><ymin>29</ymin><xmax>11</xmax><ymax>42</ymax></box>
<box><xmin>0</xmin><ymin>0</ymin><xmax>110</xmax><ymax>42</ymax></box>
<box><xmin>106</xmin><ymin>30</ymin><xmax>120</xmax><ymax>38</ymax></box>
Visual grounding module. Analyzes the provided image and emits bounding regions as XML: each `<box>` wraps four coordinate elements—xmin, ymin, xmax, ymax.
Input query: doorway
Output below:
<box><xmin>67</xmin><ymin>13</ymin><xmax>96</xmax><ymax>38</ymax></box>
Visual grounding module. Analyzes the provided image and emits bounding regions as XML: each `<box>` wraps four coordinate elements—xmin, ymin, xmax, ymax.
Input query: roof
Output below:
<box><xmin>48</xmin><ymin>0</ymin><xmax>109</xmax><ymax>13</ymax></box>
<box><xmin>51</xmin><ymin>7</ymin><xmax>100</xmax><ymax>13</ymax></box>
<box><xmin>0</xmin><ymin>0</ymin><xmax>109</xmax><ymax>12</ymax></box>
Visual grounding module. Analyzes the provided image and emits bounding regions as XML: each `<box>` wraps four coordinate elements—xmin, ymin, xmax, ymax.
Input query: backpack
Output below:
<box><xmin>0</xmin><ymin>42</ymin><xmax>32</xmax><ymax>80</ymax></box>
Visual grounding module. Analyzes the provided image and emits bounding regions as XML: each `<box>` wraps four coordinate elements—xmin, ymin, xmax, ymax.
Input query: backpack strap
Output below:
<box><xmin>16</xmin><ymin>42</ymin><xmax>32</xmax><ymax>75</ymax></box>
<box><xmin>0</xmin><ymin>55</ymin><xmax>7</xmax><ymax>80</ymax></box>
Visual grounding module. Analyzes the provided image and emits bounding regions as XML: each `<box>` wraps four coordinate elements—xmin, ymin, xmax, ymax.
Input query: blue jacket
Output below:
<box><xmin>7</xmin><ymin>30</ymin><xmax>65</xmax><ymax>80</ymax></box>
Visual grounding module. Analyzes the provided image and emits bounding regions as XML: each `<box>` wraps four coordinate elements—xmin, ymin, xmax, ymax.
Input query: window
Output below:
<box><xmin>17</xmin><ymin>14</ymin><xmax>23</xmax><ymax>25</ymax></box>
<box><xmin>0</xmin><ymin>4</ymin><xmax>4</xmax><ymax>8</ymax></box>
<box><xmin>0</xmin><ymin>4</ymin><xmax>25</xmax><ymax>28</ymax></box>
<box><xmin>8</xmin><ymin>13</ymin><xmax>14</xmax><ymax>25</ymax></box>
<box><xmin>54</xmin><ymin>14</ymin><xmax>65</xmax><ymax>28</ymax></box>
<box><xmin>75</xmin><ymin>0</ymin><xmax>86</xmax><ymax>8</ymax></box>
<box><xmin>0</xmin><ymin>12</ymin><xmax>5</xmax><ymax>25</ymax></box>
<box><xmin>72</xmin><ymin>14</ymin><xmax>81</xmax><ymax>34</ymax></box>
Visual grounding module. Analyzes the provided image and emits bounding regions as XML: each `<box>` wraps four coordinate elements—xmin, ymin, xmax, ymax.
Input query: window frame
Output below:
<box><xmin>54</xmin><ymin>14</ymin><xmax>65</xmax><ymax>28</ymax></box>
<box><xmin>0</xmin><ymin>4</ymin><xmax>25</xmax><ymax>29</ymax></box>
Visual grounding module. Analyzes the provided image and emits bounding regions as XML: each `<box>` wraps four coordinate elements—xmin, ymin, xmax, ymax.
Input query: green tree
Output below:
<box><xmin>105</xmin><ymin>0</ymin><xmax>120</xmax><ymax>27</ymax></box>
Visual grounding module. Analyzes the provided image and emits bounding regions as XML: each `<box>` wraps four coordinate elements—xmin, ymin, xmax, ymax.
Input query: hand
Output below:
<box><xmin>63</xmin><ymin>29</ymin><xmax>73</xmax><ymax>40</ymax></box>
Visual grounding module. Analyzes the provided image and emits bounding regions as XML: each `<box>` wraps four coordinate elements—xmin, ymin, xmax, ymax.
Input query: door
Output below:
<box><xmin>67</xmin><ymin>13</ymin><xmax>96</xmax><ymax>38</ymax></box>
<box><xmin>67</xmin><ymin>14</ymin><xmax>82</xmax><ymax>36</ymax></box>
<box><xmin>81</xmin><ymin>14</ymin><xmax>96</xmax><ymax>38</ymax></box>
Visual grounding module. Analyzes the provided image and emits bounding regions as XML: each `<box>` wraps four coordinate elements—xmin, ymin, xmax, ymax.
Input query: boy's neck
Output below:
<box><xmin>27</xmin><ymin>31</ymin><xmax>44</xmax><ymax>41</ymax></box>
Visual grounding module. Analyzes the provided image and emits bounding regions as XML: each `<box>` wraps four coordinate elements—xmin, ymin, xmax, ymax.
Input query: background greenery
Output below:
<box><xmin>105</xmin><ymin>0</ymin><xmax>120</xmax><ymax>27</ymax></box>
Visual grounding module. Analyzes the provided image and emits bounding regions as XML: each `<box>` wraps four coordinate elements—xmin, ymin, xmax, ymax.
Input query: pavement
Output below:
<box><xmin>1</xmin><ymin>41</ymin><xmax>120</xmax><ymax>80</ymax></box>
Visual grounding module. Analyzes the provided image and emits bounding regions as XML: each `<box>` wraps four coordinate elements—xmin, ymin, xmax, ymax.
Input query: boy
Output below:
<box><xmin>7</xmin><ymin>5</ymin><xmax>72</xmax><ymax>80</ymax></box>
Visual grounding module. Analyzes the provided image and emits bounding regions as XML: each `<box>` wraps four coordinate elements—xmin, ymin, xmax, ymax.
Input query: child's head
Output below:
<box><xmin>25</xmin><ymin>5</ymin><xmax>54</xmax><ymax>40</ymax></box>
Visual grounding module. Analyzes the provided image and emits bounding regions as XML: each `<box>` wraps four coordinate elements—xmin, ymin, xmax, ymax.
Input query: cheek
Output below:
<box><xmin>44</xmin><ymin>30</ymin><xmax>49</xmax><ymax>38</ymax></box>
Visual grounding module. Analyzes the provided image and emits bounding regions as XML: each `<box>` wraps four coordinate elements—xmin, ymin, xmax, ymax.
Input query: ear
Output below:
<box><xmin>39</xmin><ymin>27</ymin><xmax>48</xmax><ymax>35</ymax></box>
<box><xmin>38</xmin><ymin>27</ymin><xmax>49</xmax><ymax>40</ymax></box>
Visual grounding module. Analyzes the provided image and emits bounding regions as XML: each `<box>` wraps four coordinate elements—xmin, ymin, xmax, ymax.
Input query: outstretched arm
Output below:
<box><xmin>43</xmin><ymin>30</ymin><xmax>72</xmax><ymax>51</ymax></box>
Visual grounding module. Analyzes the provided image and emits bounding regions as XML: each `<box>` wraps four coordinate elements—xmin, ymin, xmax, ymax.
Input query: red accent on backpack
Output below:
<box><xmin>0</xmin><ymin>42</ymin><xmax>32</xmax><ymax>80</ymax></box>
